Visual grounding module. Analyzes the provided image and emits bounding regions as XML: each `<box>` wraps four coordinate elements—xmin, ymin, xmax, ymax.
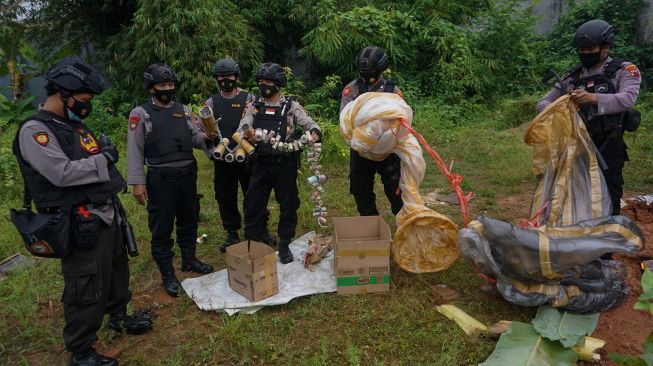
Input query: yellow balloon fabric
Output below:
<box><xmin>340</xmin><ymin>92</ymin><xmax>459</xmax><ymax>273</ymax></box>
<box><xmin>524</xmin><ymin>95</ymin><xmax>611</xmax><ymax>226</ymax></box>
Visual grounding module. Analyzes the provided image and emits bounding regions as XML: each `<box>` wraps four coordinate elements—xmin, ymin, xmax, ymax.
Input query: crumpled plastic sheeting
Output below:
<box><xmin>524</xmin><ymin>94</ymin><xmax>612</xmax><ymax>226</ymax></box>
<box><xmin>458</xmin><ymin>212</ymin><xmax>643</xmax><ymax>313</ymax></box>
<box><xmin>458</xmin><ymin>95</ymin><xmax>645</xmax><ymax>313</ymax></box>
<box><xmin>181</xmin><ymin>232</ymin><xmax>336</xmax><ymax>315</ymax></box>
<box><xmin>628</xmin><ymin>195</ymin><xmax>653</xmax><ymax>206</ymax></box>
<box><xmin>339</xmin><ymin>92</ymin><xmax>459</xmax><ymax>273</ymax></box>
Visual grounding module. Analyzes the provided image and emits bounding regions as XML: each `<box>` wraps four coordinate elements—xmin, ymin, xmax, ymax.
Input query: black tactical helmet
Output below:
<box><xmin>357</xmin><ymin>46</ymin><xmax>389</xmax><ymax>75</ymax></box>
<box><xmin>255</xmin><ymin>62</ymin><xmax>286</xmax><ymax>87</ymax></box>
<box><xmin>45</xmin><ymin>57</ymin><xmax>105</xmax><ymax>95</ymax></box>
<box><xmin>572</xmin><ymin>19</ymin><xmax>615</xmax><ymax>48</ymax></box>
<box><xmin>212</xmin><ymin>58</ymin><xmax>241</xmax><ymax>77</ymax></box>
<box><xmin>143</xmin><ymin>63</ymin><xmax>177</xmax><ymax>89</ymax></box>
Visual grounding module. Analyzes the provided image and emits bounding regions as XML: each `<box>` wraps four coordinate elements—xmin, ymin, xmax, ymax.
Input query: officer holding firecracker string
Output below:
<box><xmin>238</xmin><ymin>62</ymin><xmax>322</xmax><ymax>264</ymax></box>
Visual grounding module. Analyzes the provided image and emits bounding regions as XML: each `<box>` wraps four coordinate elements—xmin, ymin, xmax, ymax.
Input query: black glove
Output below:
<box><xmin>102</xmin><ymin>145</ymin><xmax>119</xmax><ymax>165</ymax></box>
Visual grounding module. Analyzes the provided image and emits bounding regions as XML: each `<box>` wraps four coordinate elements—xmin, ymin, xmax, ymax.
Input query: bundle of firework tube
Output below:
<box><xmin>199</xmin><ymin>105</ymin><xmax>254</xmax><ymax>163</ymax></box>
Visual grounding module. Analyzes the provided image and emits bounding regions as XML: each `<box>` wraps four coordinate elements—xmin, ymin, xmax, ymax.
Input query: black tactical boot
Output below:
<box><xmin>108</xmin><ymin>308</ymin><xmax>154</xmax><ymax>335</ymax></box>
<box><xmin>69</xmin><ymin>349</ymin><xmax>117</xmax><ymax>366</ymax></box>
<box><xmin>181</xmin><ymin>248</ymin><xmax>213</xmax><ymax>274</ymax></box>
<box><xmin>220</xmin><ymin>230</ymin><xmax>240</xmax><ymax>253</ymax></box>
<box><xmin>278</xmin><ymin>238</ymin><xmax>293</xmax><ymax>264</ymax></box>
<box><xmin>161</xmin><ymin>270</ymin><xmax>181</xmax><ymax>297</ymax></box>
<box><xmin>260</xmin><ymin>230</ymin><xmax>277</xmax><ymax>247</ymax></box>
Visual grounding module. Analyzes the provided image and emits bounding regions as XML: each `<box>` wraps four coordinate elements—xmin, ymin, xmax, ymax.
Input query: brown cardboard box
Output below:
<box><xmin>226</xmin><ymin>241</ymin><xmax>279</xmax><ymax>302</ymax></box>
<box><xmin>333</xmin><ymin>216</ymin><xmax>391</xmax><ymax>295</ymax></box>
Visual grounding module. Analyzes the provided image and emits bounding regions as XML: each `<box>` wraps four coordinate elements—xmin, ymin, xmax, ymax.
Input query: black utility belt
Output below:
<box><xmin>147</xmin><ymin>161</ymin><xmax>197</xmax><ymax>177</ymax></box>
<box><xmin>38</xmin><ymin>200</ymin><xmax>109</xmax><ymax>214</ymax></box>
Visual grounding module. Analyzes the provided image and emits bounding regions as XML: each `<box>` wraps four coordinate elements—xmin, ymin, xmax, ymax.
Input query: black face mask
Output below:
<box><xmin>65</xmin><ymin>96</ymin><xmax>93</xmax><ymax>122</ymax></box>
<box><xmin>153</xmin><ymin>89</ymin><xmax>175</xmax><ymax>104</ymax></box>
<box><xmin>218</xmin><ymin>79</ymin><xmax>237</xmax><ymax>92</ymax></box>
<box><xmin>259</xmin><ymin>83</ymin><xmax>279</xmax><ymax>98</ymax></box>
<box><xmin>579</xmin><ymin>51</ymin><xmax>603</xmax><ymax>69</ymax></box>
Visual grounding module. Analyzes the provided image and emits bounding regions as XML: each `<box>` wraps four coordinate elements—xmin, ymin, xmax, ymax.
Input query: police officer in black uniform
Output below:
<box><xmin>202</xmin><ymin>58</ymin><xmax>256</xmax><ymax>252</ymax></box>
<box><xmin>14</xmin><ymin>57</ymin><xmax>152</xmax><ymax>366</ymax></box>
<box><xmin>340</xmin><ymin>46</ymin><xmax>404</xmax><ymax>216</ymax></box>
<box><xmin>239</xmin><ymin>63</ymin><xmax>322</xmax><ymax>264</ymax></box>
<box><xmin>537</xmin><ymin>20</ymin><xmax>642</xmax><ymax>215</ymax></box>
<box><xmin>127</xmin><ymin>64</ymin><xmax>214</xmax><ymax>297</ymax></box>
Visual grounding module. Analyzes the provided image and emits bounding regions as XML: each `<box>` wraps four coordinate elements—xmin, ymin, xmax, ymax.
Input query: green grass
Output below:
<box><xmin>1</xmin><ymin>94</ymin><xmax>652</xmax><ymax>365</ymax></box>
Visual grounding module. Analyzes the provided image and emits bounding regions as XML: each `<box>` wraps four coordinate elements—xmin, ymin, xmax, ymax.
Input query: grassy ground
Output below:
<box><xmin>0</xmin><ymin>93</ymin><xmax>652</xmax><ymax>365</ymax></box>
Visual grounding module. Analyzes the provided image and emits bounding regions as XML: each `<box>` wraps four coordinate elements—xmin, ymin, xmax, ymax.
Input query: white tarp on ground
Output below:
<box><xmin>181</xmin><ymin>232</ymin><xmax>336</xmax><ymax>315</ymax></box>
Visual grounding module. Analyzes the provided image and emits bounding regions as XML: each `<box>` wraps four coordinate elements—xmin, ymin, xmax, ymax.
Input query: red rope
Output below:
<box><xmin>397</xmin><ymin>119</ymin><xmax>474</xmax><ymax>227</ymax></box>
<box><xmin>396</xmin><ymin>119</ymin><xmax>499</xmax><ymax>283</ymax></box>
<box><xmin>518</xmin><ymin>202</ymin><xmax>549</xmax><ymax>229</ymax></box>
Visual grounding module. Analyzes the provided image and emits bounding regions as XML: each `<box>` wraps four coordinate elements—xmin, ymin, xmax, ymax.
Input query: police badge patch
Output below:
<box><xmin>129</xmin><ymin>116</ymin><xmax>140</xmax><ymax>131</ymax></box>
<box><xmin>33</xmin><ymin>132</ymin><xmax>49</xmax><ymax>146</ymax></box>
<box><xmin>78</xmin><ymin>129</ymin><xmax>100</xmax><ymax>154</ymax></box>
<box><xmin>625</xmin><ymin>64</ymin><xmax>641</xmax><ymax>79</ymax></box>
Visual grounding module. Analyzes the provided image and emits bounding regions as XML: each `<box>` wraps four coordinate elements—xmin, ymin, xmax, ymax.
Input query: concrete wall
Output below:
<box><xmin>638</xmin><ymin>0</ymin><xmax>653</xmax><ymax>44</ymax></box>
<box><xmin>525</xmin><ymin>0</ymin><xmax>653</xmax><ymax>41</ymax></box>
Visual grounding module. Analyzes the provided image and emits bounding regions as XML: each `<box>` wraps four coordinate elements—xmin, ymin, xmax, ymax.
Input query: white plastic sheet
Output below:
<box><xmin>181</xmin><ymin>232</ymin><xmax>336</xmax><ymax>315</ymax></box>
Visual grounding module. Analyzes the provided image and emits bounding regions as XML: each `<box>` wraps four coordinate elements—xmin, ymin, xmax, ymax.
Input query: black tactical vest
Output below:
<box><xmin>13</xmin><ymin>111</ymin><xmax>126</xmax><ymax>211</ymax></box>
<box><xmin>142</xmin><ymin>101</ymin><xmax>194</xmax><ymax>165</ymax></box>
<box><xmin>568</xmin><ymin>59</ymin><xmax>626</xmax><ymax>139</ymax></box>
<box><xmin>212</xmin><ymin>91</ymin><xmax>249</xmax><ymax>148</ymax></box>
<box><xmin>355</xmin><ymin>79</ymin><xmax>396</xmax><ymax>99</ymax></box>
<box><xmin>252</xmin><ymin>98</ymin><xmax>292</xmax><ymax>156</ymax></box>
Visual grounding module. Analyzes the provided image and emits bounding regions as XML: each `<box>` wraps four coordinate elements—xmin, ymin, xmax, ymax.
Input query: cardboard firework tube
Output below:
<box><xmin>212</xmin><ymin>138</ymin><xmax>229</xmax><ymax>160</ymax></box>
<box><xmin>199</xmin><ymin>106</ymin><xmax>217</xmax><ymax>135</ymax></box>
<box><xmin>234</xmin><ymin>147</ymin><xmax>246</xmax><ymax>162</ymax></box>
<box><xmin>255</xmin><ymin>129</ymin><xmax>264</xmax><ymax>141</ymax></box>
<box><xmin>242</xmin><ymin>124</ymin><xmax>255</xmax><ymax>140</ymax></box>
<box><xmin>224</xmin><ymin>153</ymin><xmax>235</xmax><ymax>163</ymax></box>
<box><xmin>232</xmin><ymin>132</ymin><xmax>255</xmax><ymax>154</ymax></box>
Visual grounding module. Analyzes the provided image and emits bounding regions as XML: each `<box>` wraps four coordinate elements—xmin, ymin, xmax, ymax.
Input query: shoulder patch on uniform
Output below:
<box><xmin>33</xmin><ymin>132</ymin><xmax>49</xmax><ymax>146</ymax></box>
<box><xmin>343</xmin><ymin>86</ymin><xmax>352</xmax><ymax>97</ymax></box>
<box><xmin>624</xmin><ymin>64</ymin><xmax>641</xmax><ymax>79</ymax></box>
<box><xmin>128</xmin><ymin>116</ymin><xmax>140</xmax><ymax>131</ymax></box>
<box><xmin>397</xmin><ymin>90</ymin><xmax>404</xmax><ymax>99</ymax></box>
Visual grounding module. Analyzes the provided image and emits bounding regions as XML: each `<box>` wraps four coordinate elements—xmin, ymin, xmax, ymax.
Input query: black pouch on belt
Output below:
<box><xmin>73</xmin><ymin>205</ymin><xmax>100</xmax><ymax>249</ymax></box>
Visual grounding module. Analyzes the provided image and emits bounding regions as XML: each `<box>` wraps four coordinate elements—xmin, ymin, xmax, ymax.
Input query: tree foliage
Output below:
<box><xmin>106</xmin><ymin>0</ymin><xmax>264</xmax><ymax>104</ymax></box>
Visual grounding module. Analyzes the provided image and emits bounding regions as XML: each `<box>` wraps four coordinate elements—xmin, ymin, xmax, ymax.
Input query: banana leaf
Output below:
<box><xmin>481</xmin><ymin>321</ymin><xmax>578</xmax><ymax>366</ymax></box>
<box><xmin>532</xmin><ymin>305</ymin><xmax>599</xmax><ymax>348</ymax></box>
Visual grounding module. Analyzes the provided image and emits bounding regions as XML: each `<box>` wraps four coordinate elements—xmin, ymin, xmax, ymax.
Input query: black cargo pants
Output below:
<box><xmin>243</xmin><ymin>155</ymin><xmax>300</xmax><ymax>241</ymax></box>
<box><xmin>213</xmin><ymin>159</ymin><xmax>249</xmax><ymax>232</ymax></box>
<box><xmin>595</xmin><ymin>134</ymin><xmax>628</xmax><ymax>216</ymax></box>
<box><xmin>61</xmin><ymin>214</ymin><xmax>130</xmax><ymax>354</ymax></box>
<box><xmin>349</xmin><ymin>149</ymin><xmax>403</xmax><ymax>216</ymax></box>
<box><xmin>146</xmin><ymin>161</ymin><xmax>200</xmax><ymax>270</ymax></box>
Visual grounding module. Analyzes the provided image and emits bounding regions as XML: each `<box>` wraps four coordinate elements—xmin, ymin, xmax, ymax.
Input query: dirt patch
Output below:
<box><xmin>592</xmin><ymin>201</ymin><xmax>653</xmax><ymax>364</ymax></box>
<box><xmin>495</xmin><ymin>188</ymin><xmax>533</xmax><ymax>224</ymax></box>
